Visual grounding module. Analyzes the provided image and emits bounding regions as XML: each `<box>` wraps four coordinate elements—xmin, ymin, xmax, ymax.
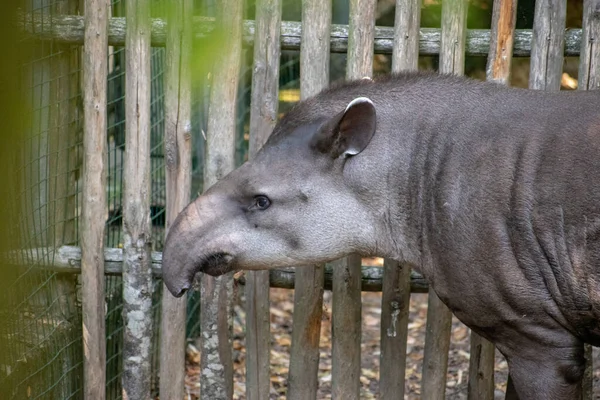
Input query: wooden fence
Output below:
<box><xmin>17</xmin><ymin>0</ymin><xmax>600</xmax><ymax>399</ymax></box>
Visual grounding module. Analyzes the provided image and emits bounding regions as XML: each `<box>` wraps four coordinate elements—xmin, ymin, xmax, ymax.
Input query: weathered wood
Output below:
<box><xmin>7</xmin><ymin>246</ymin><xmax>432</xmax><ymax>292</ymax></box>
<box><xmin>245</xmin><ymin>0</ymin><xmax>282</xmax><ymax>399</ymax></box>
<box><xmin>529</xmin><ymin>0</ymin><xmax>567</xmax><ymax>90</ymax></box>
<box><xmin>287</xmin><ymin>2</ymin><xmax>330</xmax><ymax>398</ymax></box>
<box><xmin>466</xmin><ymin>1</ymin><xmax>519</xmax><ymax>398</ymax></box>
<box><xmin>579</xmin><ymin>0</ymin><xmax>600</xmax><ymax>90</ymax></box>
<box><xmin>122</xmin><ymin>1</ymin><xmax>153</xmax><ymax>398</ymax></box>
<box><xmin>467</xmin><ymin>333</ymin><xmax>495</xmax><ymax>400</ymax></box>
<box><xmin>379</xmin><ymin>260</ymin><xmax>411</xmax><ymax>399</ymax></box>
<box><xmin>81</xmin><ymin>0</ymin><xmax>109</xmax><ymax>398</ymax></box>
<box><xmin>486</xmin><ymin>0</ymin><xmax>518</xmax><ymax>84</ymax></box>
<box><xmin>160</xmin><ymin>1</ymin><xmax>193</xmax><ymax>399</ymax></box>
<box><xmin>20</xmin><ymin>12</ymin><xmax>587</xmax><ymax>57</ymax></box>
<box><xmin>421</xmin><ymin>2</ymin><xmax>468</xmax><ymax>399</ymax></box>
<box><xmin>200</xmin><ymin>0</ymin><xmax>243</xmax><ymax>398</ymax></box>
<box><xmin>331</xmin><ymin>2</ymin><xmax>375</xmax><ymax>399</ymax></box>
<box><xmin>379</xmin><ymin>3</ymin><xmax>420</xmax><ymax>398</ymax></box>
<box><xmin>391</xmin><ymin>0</ymin><xmax>421</xmax><ymax>72</ymax></box>
<box><xmin>578</xmin><ymin>4</ymin><xmax>600</xmax><ymax>398</ymax></box>
<box><xmin>331</xmin><ymin>254</ymin><xmax>364</xmax><ymax>400</ymax></box>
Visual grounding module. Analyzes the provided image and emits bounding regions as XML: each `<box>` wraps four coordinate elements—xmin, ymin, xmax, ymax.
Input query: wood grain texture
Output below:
<box><xmin>200</xmin><ymin>0</ymin><xmax>243</xmax><ymax>398</ymax></box>
<box><xmin>578</xmin><ymin>0</ymin><xmax>600</xmax><ymax>90</ymax></box>
<box><xmin>379</xmin><ymin>260</ymin><xmax>411</xmax><ymax>399</ymax></box>
<box><xmin>421</xmin><ymin>2</ymin><xmax>468</xmax><ymax>399</ymax></box>
<box><xmin>122</xmin><ymin>1</ymin><xmax>154</xmax><ymax>399</ymax></box>
<box><xmin>331</xmin><ymin>2</ymin><xmax>376</xmax><ymax>399</ymax></box>
<box><xmin>392</xmin><ymin>0</ymin><xmax>421</xmax><ymax>72</ymax></box>
<box><xmin>81</xmin><ymin>0</ymin><xmax>109</xmax><ymax>398</ymax></box>
<box><xmin>245</xmin><ymin>0</ymin><xmax>282</xmax><ymax>399</ymax></box>
<box><xmin>287</xmin><ymin>2</ymin><xmax>330</xmax><ymax>398</ymax></box>
<box><xmin>486</xmin><ymin>0</ymin><xmax>518</xmax><ymax>84</ymax></box>
<box><xmin>466</xmin><ymin>1</ymin><xmax>520</xmax><ymax>397</ymax></box>
<box><xmin>578</xmin><ymin>3</ymin><xmax>600</xmax><ymax>398</ymax></box>
<box><xmin>20</xmin><ymin>13</ymin><xmax>588</xmax><ymax>57</ymax></box>
<box><xmin>160</xmin><ymin>0</ymin><xmax>193</xmax><ymax>399</ymax></box>
<box><xmin>8</xmin><ymin>246</ymin><xmax>432</xmax><ymax>292</ymax></box>
<box><xmin>379</xmin><ymin>2</ymin><xmax>421</xmax><ymax>397</ymax></box>
<box><xmin>529</xmin><ymin>0</ymin><xmax>567</xmax><ymax>90</ymax></box>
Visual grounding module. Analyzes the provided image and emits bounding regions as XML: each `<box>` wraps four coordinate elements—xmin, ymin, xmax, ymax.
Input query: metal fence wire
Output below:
<box><xmin>2</xmin><ymin>0</ymin><xmax>303</xmax><ymax>398</ymax></box>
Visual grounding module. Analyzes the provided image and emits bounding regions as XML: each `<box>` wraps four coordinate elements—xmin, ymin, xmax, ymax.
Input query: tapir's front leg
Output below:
<box><xmin>504</xmin><ymin>342</ymin><xmax>585</xmax><ymax>400</ymax></box>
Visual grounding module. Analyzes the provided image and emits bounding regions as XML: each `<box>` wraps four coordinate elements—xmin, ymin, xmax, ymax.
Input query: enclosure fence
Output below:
<box><xmin>3</xmin><ymin>0</ymin><xmax>599</xmax><ymax>399</ymax></box>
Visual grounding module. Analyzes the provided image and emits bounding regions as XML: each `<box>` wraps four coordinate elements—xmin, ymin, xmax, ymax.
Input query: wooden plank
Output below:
<box><xmin>8</xmin><ymin>246</ymin><xmax>432</xmax><ymax>292</ymax></box>
<box><xmin>577</xmin><ymin>3</ymin><xmax>600</xmax><ymax>398</ymax></box>
<box><xmin>486</xmin><ymin>0</ymin><xmax>518</xmax><ymax>85</ymax></box>
<box><xmin>529</xmin><ymin>0</ymin><xmax>567</xmax><ymax>90</ymax></box>
<box><xmin>160</xmin><ymin>1</ymin><xmax>193</xmax><ymax>399</ymax></box>
<box><xmin>121</xmin><ymin>0</ymin><xmax>153</xmax><ymax>398</ymax></box>
<box><xmin>332</xmin><ymin>2</ymin><xmax>375</xmax><ymax>399</ymax></box>
<box><xmin>20</xmin><ymin>13</ymin><xmax>588</xmax><ymax>57</ymax></box>
<box><xmin>421</xmin><ymin>1</ymin><xmax>468</xmax><ymax>399</ymax></box>
<box><xmin>287</xmin><ymin>2</ymin><xmax>330</xmax><ymax>399</ymax></box>
<box><xmin>379</xmin><ymin>2</ymin><xmax>420</xmax><ymax>398</ymax></box>
<box><xmin>391</xmin><ymin>0</ymin><xmax>421</xmax><ymax>72</ymax></box>
<box><xmin>200</xmin><ymin>0</ymin><xmax>243</xmax><ymax>398</ymax></box>
<box><xmin>81</xmin><ymin>0</ymin><xmax>109</xmax><ymax>398</ymax></box>
<box><xmin>578</xmin><ymin>0</ymin><xmax>600</xmax><ymax>91</ymax></box>
<box><xmin>245</xmin><ymin>0</ymin><xmax>282</xmax><ymax>399</ymax></box>
<box><xmin>379</xmin><ymin>260</ymin><xmax>412</xmax><ymax>399</ymax></box>
<box><xmin>466</xmin><ymin>1</ymin><xmax>519</xmax><ymax>398</ymax></box>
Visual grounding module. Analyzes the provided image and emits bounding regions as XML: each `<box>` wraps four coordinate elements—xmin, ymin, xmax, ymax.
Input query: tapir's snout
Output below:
<box><xmin>162</xmin><ymin>193</ymin><xmax>238</xmax><ymax>298</ymax></box>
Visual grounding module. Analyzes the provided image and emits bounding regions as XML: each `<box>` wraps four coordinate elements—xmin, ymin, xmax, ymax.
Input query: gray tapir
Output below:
<box><xmin>162</xmin><ymin>73</ymin><xmax>600</xmax><ymax>399</ymax></box>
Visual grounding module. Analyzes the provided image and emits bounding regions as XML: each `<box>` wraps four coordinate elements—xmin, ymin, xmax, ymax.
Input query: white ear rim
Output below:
<box><xmin>344</xmin><ymin>96</ymin><xmax>374</xmax><ymax>113</ymax></box>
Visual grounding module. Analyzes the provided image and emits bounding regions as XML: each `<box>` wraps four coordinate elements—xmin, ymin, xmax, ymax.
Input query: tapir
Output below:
<box><xmin>162</xmin><ymin>72</ymin><xmax>600</xmax><ymax>399</ymax></box>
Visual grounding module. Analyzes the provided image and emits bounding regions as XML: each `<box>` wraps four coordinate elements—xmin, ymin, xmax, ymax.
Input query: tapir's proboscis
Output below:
<box><xmin>163</xmin><ymin>73</ymin><xmax>600</xmax><ymax>399</ymax></box>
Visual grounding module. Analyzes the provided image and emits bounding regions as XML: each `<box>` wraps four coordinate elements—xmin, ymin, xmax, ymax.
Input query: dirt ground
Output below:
<box><xmin>185</xmin><ymin>276</ymin><xmax>600</xmax><ymax>399</ymax></box>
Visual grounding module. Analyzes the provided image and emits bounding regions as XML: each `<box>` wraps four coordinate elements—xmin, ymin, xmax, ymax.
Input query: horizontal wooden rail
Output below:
<box><xmin>8</xmin><ymin>246</ymin><xmax>429</xmax><ymax>292</ymax></box>
<box><xmin>19</xmin><ymin>12</ymin><xmax>584</xmax><ymax>56</ymax></box>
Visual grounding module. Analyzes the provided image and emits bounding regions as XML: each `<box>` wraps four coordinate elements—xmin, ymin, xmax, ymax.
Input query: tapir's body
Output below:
<box><xmin>162</xmin><ymin>73</ymin><xmax>600</xmax><ymax>399</ymax></box>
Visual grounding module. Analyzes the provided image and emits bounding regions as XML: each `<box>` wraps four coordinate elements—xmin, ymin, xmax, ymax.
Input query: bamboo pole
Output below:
<box><xmin>379</xmin><ymin>3</ymin><xmax>420</xmax><ymax>397</ymax></box>
<box><xmin>421</xmin><ymin>1</ymin><xmax>468</xmax><ymax>399</ymax></box>
<box><xmin>200</xmin><ymin>0</ymin><xmax>243</xmax><ymax>398</ymax></box>
<box><xmin>160</xmin><ymin>0</ymin><xmax>193</xmax><ymax>399</ymax></box>
<box><xmin>577</xmin><ymin>2</ymin><xmax>600</xmax><ymax>399</ymax></box>
<box><xmin>81</xmin><ymin>0</ymin><xmax>109</xmax><ymax>398</ymax></box>
<box><xmin>287</xmin><ymin>1</ymin><xmax>330</xmax><ymax>399</ymax></box>
<box><xmin>121</xmin><ymin>0</ymin><xmax>153</xmax><ymax>398</ymax></box>
<box><xmin>245</xmin><ymin>0</ymin><xmax>282</xmax><ymax>399</ymax></box>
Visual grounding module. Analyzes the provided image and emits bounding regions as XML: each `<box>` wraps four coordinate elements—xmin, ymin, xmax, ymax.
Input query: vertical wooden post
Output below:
<box><xmin>577</xmin><ymin>3</ymin><xmax>600</xmax><ymax>399</ymax></box>
<box><xmin>421</xmin><ymin>1</ymin><xmax>467</xmax><ymax>399</ymax></box>
<box><xmin>331</xmin><ymin>2</ymin><xmax>375</xmax><ymax>399</ymax></box>
<box><xmin>245</xmin><ymin>0</ymin><xmax>282</xmax><ymax>399</ymax></box>
<box><xmin>200</xmin><ymin>0</ymin><xmax>243</xmax><ymax>398</ymax></box>
<box><xmin>122</xmin><ymin>0</ymin><xmax>153</xmax><ymax>398</ymax></box>
<box><xmin>160</xmin><ymin>0</ymin><xmax>193</xmax><ymax>398</ymax></box>
<box><xmin>379</xmin><ymin>4</ymin><xmax>420</xmax><ymax>398</ymax></box>
<box><xmin>287</xmin><ymin>1</ymin><xmax>330</xmax><ymax>399</ymax></box>
<box><xmin>529</xmin><ymin>0</ymin><xmax>567</xmax><ymax>91</ymax></box>
<box><xmin>82</xmin><ymin>0</ymin><xmax>109</xmax><ymax>398</ymax></box>
<box><xmin>466</xmin><ymin>2</ymin><xmax>519</xmax><ymax>399</ymax></box>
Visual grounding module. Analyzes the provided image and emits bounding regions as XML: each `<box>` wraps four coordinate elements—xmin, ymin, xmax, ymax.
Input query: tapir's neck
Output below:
<box><xmin>350</xmin><ymin>85</ymin><xmax>486</xmax><ymax>273</ymax></box>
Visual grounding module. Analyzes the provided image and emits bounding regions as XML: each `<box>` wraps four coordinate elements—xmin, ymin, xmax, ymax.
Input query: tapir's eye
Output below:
<box><xmin>252</xmin><ymin>195</ymin><xmax>271</xmax><ymax>211</ymax></box>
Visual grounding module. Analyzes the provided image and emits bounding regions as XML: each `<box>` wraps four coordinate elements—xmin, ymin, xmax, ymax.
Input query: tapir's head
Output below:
<box><xmin>163</xmin><ymin>93</ymin><xmax>384</xmax><ymax>297</ymax></box>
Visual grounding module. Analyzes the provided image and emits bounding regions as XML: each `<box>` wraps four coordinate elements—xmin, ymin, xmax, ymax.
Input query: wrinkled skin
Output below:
<box><xmin>163</xmin><ymin>73</ymin><xmax>600</xmax><ymax>399</ymax></box>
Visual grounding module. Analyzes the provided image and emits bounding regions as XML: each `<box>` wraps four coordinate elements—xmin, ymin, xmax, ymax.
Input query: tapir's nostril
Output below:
<box><xmin>173</xmin><ymin>284</ymin><xmax>190</xmax><ymax>298</ymax></box>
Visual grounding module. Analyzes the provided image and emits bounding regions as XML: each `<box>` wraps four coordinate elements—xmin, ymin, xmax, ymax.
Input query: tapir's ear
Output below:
<box><xmin>311</xmin><ymin>97</ymin><xmax>377</xmax><ymax>158</ymax></box>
